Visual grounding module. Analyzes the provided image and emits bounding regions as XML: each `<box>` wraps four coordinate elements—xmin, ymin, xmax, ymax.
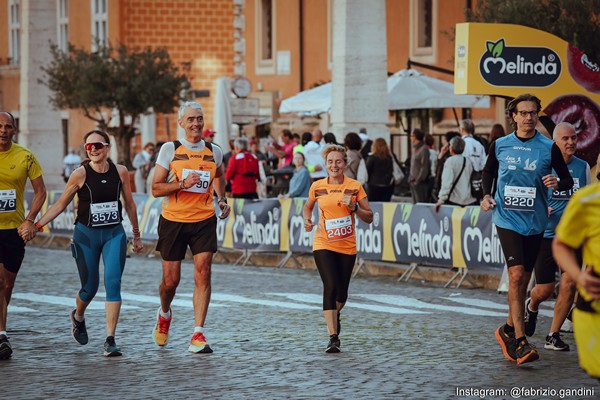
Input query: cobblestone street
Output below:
<box><xmin>1</xmin><ymin>247</ymin><xmax>598</xmax><ymax>399</ymax></box>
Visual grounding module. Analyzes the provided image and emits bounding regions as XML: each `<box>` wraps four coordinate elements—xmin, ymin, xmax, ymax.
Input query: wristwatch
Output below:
<box><xmin>218</xmin><ymin>197</ymin><xmax>227</xmax><ymax>204</ymax></box>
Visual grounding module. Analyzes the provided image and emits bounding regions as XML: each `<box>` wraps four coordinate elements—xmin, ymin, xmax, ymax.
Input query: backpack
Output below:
<box><xmin>470</xmin><ymin>170</ymin><xmax>483</xmax><ymax>200</ymax></box>
<box><xmin>237</xmin><ymin>151</ymin><xmax>259</xmax><ymax>177</ymax></box>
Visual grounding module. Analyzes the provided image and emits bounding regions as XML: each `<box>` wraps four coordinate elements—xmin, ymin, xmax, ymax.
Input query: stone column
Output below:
<box><xmin>330</xmin><ymin>0</ymin><xmax>389</xmax><ymax>143</ymax></box>
<box><xmin>19</xmin><ymin>0</ymin><xmax>63</xmax><ymax>189</ymax></box>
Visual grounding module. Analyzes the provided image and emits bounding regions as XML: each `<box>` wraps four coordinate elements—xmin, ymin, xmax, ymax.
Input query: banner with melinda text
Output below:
<box><xmin>24</xmin><ymin>192</ymin><xmax>505</xmax><ymax>270</ymax></box>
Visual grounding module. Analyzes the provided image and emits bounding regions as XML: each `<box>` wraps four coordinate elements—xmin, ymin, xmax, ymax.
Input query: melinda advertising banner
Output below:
<box><xmin>455</xmin><ymin>23</ymin><xmax>600</xmax><ymax>173</ymax></box>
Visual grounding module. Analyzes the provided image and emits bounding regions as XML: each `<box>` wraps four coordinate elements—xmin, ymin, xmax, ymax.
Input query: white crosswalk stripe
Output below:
<box><xmin>357</xmin><ymin>294</ymin><xmax>507</xmax><ymax>317</ymax></box>
<box><xmin>9</xmin><ymin>291</ymin><xmax>560</xmax><ymax>318</ymax></box>
<box><xmin>268</xmin><ymin>293</ymin><xmax>429</xmax><ymax>314</ymax></box>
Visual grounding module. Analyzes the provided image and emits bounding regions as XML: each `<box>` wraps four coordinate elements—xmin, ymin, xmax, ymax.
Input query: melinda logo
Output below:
<box><xmin>479</xmin><ymin>39</ymin><xmax>561</xmax><ymax>87</ymax></box>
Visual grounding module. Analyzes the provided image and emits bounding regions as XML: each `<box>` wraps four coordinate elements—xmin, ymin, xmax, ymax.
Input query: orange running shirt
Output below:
<box><xmin>161</xmin><ymin>141</ymin><xmax>218</xmax><ymax>222</ymax></box>
<box><xmin>308</xmin><ymin>176</ymin><xmax>367</xmax><ymax>255</ymax></box>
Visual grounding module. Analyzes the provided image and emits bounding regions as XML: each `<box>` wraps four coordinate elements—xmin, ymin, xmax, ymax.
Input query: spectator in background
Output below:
<box><xmin>408</xmin><ymin>129</ymin><xmax>430</xmax><ymax>203</ymax></box>
<box><xmin>343</xmin><ymin>132</ymin><xmax>364</xmax><ymax>181</ymax></box>
<box><xmin>225</xmin><ymin>137</ymin><xmax>260</xmax><ymax>199</ymax></box>
<box><xmin>294</xmin><ymin>132</ymin><xmax>313</xmax><ymax>154</ymax></box>
<box><xmin>324</xmin><ymin>132</ymin><xmax>338</xmax><ymax>145</ymax></box>
<box><xmin>249</xmin><ymin>139</ymin><xmax>266</xmax><ymax>163</ymax></box>
<box><xmin>359</xmin><ymin>127</ymin><xmax>373</xmax><ymax>160</ymax></box>
<box><xmin>282</xmin><ymin>152</ymin><xmax>311</xmax><ymax>198</ymax></box>
<box><xmin>432</xmin><ymin>131</ymin><xmax>460</xmax><ymax>201</ymax></box>
<box><xmin>489</xmin><ymin>123</ymin><xmax>506</xmax><ymax>149</ymax></box>
<box><xmin>460</xmin><ymin>119</ymin><xmax>486</xmax><ymax>172</ymax></box>
<box><xmin>203</xmin><ymin>129</ymin><xmax>216</xmax><ymax>144</ymax></box>
<box><xmin>62</xmin><ymin>147</ymin><xmax>82</xmax><ymax>183</ymax></box>
<box><xmin>265</xmin><ymin>129</ymin><xmax>295</xmax><ymax>169</ymax></box>
<box><xmin>425</xmin><ymin>134</ymin><xmax>438</xmax><ymax>200</ymax></box>
<box><xmin>303</xmin><ymin>129</ymin><xmax>327</xmax><ymax>179</ymax></box>
<box><xmin>434</xmin><ymin>137</ymin><xmax>477</xmax><ymax>211</ymax></box>
<box><xmin>366</xmin><ymin>138</ymin><xmax>394</xmax><ymax>202</ymax></box>
<box><xmin>132</xmin><ymin>142</ymin><xmax>155</xmax><ymax>193</ymax></box>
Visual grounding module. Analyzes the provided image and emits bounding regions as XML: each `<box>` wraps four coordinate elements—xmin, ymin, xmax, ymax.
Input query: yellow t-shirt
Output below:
<box><xmin>555</xmin><ymin>183</ymin><xmax>600</xmax><ymax>312</ymax></box>
<box><xmin>308</xmin><ymin>176</ymin><xmax>367</xmax><ymax>255</ymax></box>
<box><xmin>0</xmin><ymin>143</ymin><xmax>43</xmax><ymax>230</ymax></box>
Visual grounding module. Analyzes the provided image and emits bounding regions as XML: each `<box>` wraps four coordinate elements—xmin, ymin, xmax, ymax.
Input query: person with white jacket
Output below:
<box><xmin>434</xmin><ymin>137</ymin><xmax>477</xmax><ymax>211</ymax></box>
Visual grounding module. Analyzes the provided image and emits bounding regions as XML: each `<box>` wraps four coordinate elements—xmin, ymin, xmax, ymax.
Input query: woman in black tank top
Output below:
<box><xmin>24</xmin><ymin>130</ymin><xmax>143</xmax><ymax>357</ymax></box>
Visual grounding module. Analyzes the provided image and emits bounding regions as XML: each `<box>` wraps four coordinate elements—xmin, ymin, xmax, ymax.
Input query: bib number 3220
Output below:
<box><xmin>504</xmin><ymin>185</ymin><xmax>536</xmax><ymax>212</ymax></box>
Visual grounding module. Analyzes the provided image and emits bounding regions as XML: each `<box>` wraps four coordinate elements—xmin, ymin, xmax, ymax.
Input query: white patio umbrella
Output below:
<box><xmin>278</xmin><ymin>69</ymin><xmax>490</xmax><ymax>115</ymax></box>
<box><xmin>387</xmin><ymin>69</ymin><xmax>490</xmax><ymax>110</ymax></box>
<box><xmin>278</xmin><ymin>82</ymin><xmax>332</xmax><ymax>115</ymax></box>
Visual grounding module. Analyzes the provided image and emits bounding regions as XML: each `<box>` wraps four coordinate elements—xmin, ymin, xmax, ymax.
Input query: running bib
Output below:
<box><xmin>0</xmin><ymin>189</ymin><xmax>17</xmax><ymax>213</ymax></box>
<box><xmin>325</xmin><ymin>215</ymin><xmax>353</xmax><ymax>241</ymax></box>
<box><xmin>90</xmin><ymin>201</ymin><xmax>119</xmax><ymax>226</ymax></box>
<box><xmin>182</xmin><ymin>169</ymin><xmax>211</xmax><ymax>194</ymax></box>
<box><xmin>504</xmin><ymin>185</ymin><xmax>536</xmax><ymax>212</ymax></box>
<box><xmin>552</xmin><ymin>178</ymin><xmax>580</xmax><ymax>201</ymax></box>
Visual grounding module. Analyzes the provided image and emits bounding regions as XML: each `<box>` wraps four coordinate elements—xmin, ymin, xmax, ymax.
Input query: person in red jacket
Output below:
<box><xmin>225</xmin><ymin>137</ymin><xmax>260</xmax><ymax>199</ymax></box>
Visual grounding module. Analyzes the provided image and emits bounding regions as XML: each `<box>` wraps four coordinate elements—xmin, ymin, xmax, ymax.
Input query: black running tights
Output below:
<box><xmin>313</xmin><ymin>249</ymin><xmax>357</xmax><ymax>310</ymax></box>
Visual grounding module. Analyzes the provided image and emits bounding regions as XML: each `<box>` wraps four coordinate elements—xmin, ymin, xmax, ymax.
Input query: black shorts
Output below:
<box><xmin>156</xmin><ymin>215</ymin><xmax>218</xmax><ymax>261</ymax></box>
<box><xmin>534</xmin><ymin>237</ymin><xmax>583</xmax><ymax>284</ymax></box>
<box><xmin>495</xmin><ymin>226</ymin><xmax>543</xmax><ymax>272</ymax></box>
<box><xmin>0</xmin><ymin>229</ymin><xmax>26</xmax><ymax>274</ymax></box>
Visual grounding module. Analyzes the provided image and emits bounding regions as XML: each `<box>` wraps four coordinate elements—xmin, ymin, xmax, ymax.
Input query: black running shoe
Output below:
<box><xmin>524</xmin><ymin>298</ymin><xmax>538</xmax><ymax>337</ymax></box>
<box><xmin>70</xmin><ymin>309</ymin><xmax>88</xmax><ymax>345</ymax></box>
<box><xmin>516</xmin><ymin>338</ymin><xmax>539</xmax><ymax>365</ymax></box>
<box><xmin>544</xmin><ymin>332</ymin><xmax>570</xmax><ymax>351</ymax></box>
<box><xmin>0</xmin><ymin>334</ymin><xmax>12</xmax><ymax>360</ymax></box>
<box><xmin>103</xmin><ymin>336</ymin><xmax>122</xmax><ymax>357</ymax></box>
<box><xmin>326</xmin><ymin>334</ymin><xmax>340</xmax><ymax>353</ymax></box>
<box><xmin>495</xmin><ymin>325</ymin><xmax>516</xmax><ymax>362</ymax></box>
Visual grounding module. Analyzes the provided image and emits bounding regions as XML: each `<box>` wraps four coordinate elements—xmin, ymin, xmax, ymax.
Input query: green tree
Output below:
<box><xmin>467</xmin><ymin>0</ymin><xmax>600</xmax><ymax>63</ymax></box>
<box><xmin>41</xmin><ymin>42</ymin><xmax>188</xmax><ymax>168</ymax></box>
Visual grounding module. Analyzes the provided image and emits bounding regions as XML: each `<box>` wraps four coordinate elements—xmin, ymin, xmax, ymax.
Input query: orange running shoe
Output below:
<box><xmin>152</xmin><ymin>307</ymin><xmax>172</xmax><ymax>346</ymax></box>
<box><xmin>188</xmin><ymin>332</ymin><xmax>213</xmax><ymax>354</ymax></box>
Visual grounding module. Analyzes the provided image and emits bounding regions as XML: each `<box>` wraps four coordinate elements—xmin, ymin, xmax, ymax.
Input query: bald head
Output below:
<box><xmin>312</xmin><ymin>129</ymin><xmax>323</xmax><ymax>142</ymax></box>
<box><xmin>553</xmin><ymin>122</ymin><xmax>577</xmax><ymax>160</ymax></box>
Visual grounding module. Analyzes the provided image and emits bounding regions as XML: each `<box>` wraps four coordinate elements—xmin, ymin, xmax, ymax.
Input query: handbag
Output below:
<box><xmin>470</xmin><ymin>169</ymin><xmax>484</xmax><ymax>200</ymax></box>
<box><xmin>392</xmin><ymin>155</ymin><xmax>405</xmax><ymax>184</ymax></box>
<box><xmin>447</xmin><ymin>158</ymin><xmax>466</xmax><ymax>202</ymax></box>
<box><xmin>357</xmin><ymin>158</ymin><xmax>368</xmax><ymax>185</ymax></box>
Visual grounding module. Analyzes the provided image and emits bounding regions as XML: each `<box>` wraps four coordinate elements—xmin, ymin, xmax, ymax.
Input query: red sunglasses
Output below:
<box><xmin>85</xmin><ymin>142</ymin><xmax>110</xmax><ymax>151</ymax></box>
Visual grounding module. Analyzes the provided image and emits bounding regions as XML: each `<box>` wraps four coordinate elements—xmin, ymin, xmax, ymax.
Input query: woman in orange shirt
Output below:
<box><xmin>303</xmin><ymin>145</ymin><xmax>373</xmax><ymax>353</ymax></box>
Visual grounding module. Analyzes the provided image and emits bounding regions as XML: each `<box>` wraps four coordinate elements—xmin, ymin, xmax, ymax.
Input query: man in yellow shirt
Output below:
<box><xmin>0</xmin><ymin>111</ymin><xmax>46</xmax><ymax>359</ymax></box>
<box><xmin>553</xmin><ymin>154</ymin><xmax>600</xmax><ymax>378</ymax></box>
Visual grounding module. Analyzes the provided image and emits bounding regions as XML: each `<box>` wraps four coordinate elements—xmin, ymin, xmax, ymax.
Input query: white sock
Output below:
<box><xmin>194</xmin><ymin>326</ymin><xmax>204</xmax><ymax>334</ymax></box>
<box><xmin>159</xmin><ymin>309</ymin><xmax>171</xmax><ymax>319</ymax></box>
<box><xmin>0</xmin><ymin>330</ymin><xmax>7</xmax><ymax>337</ymax></box>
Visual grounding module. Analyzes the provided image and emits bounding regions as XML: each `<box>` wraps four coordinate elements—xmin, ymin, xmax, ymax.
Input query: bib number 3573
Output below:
<box><xmin>90</xmin><ymin>201</ymin><xmax>119</xmax><ymax>226</ymax></box>
<box><xmin>325</xmin><ymin>215</ymin><xmax>353</xmax><ymax>241</ymax></box>
<box><xmin>182</xmin><ymin>169</ymin><xmax>211</xmax><ymax>194</ymax></box>
<box><xmin>504</xmin><ymin>185</ymin><xmax>536</xmax><ymax>212</ymax></box>
<box><xmin>0</xmin><ymin>189</ymin><xmax>17</xmax><ymax>213</ymax></box>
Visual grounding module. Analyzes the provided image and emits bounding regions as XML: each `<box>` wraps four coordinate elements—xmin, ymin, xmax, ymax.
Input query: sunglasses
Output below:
<box><xmin>85</xmin><ymin>142</ymin><xmax>110</xmax><ymax>151</ymax></box>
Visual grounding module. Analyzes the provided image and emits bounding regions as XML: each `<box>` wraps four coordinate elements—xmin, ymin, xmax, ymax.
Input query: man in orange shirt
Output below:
<box><xmin>151</xmin><ymin>101</ymin><xmax>231</xmax><ymax>353</ymax></box>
